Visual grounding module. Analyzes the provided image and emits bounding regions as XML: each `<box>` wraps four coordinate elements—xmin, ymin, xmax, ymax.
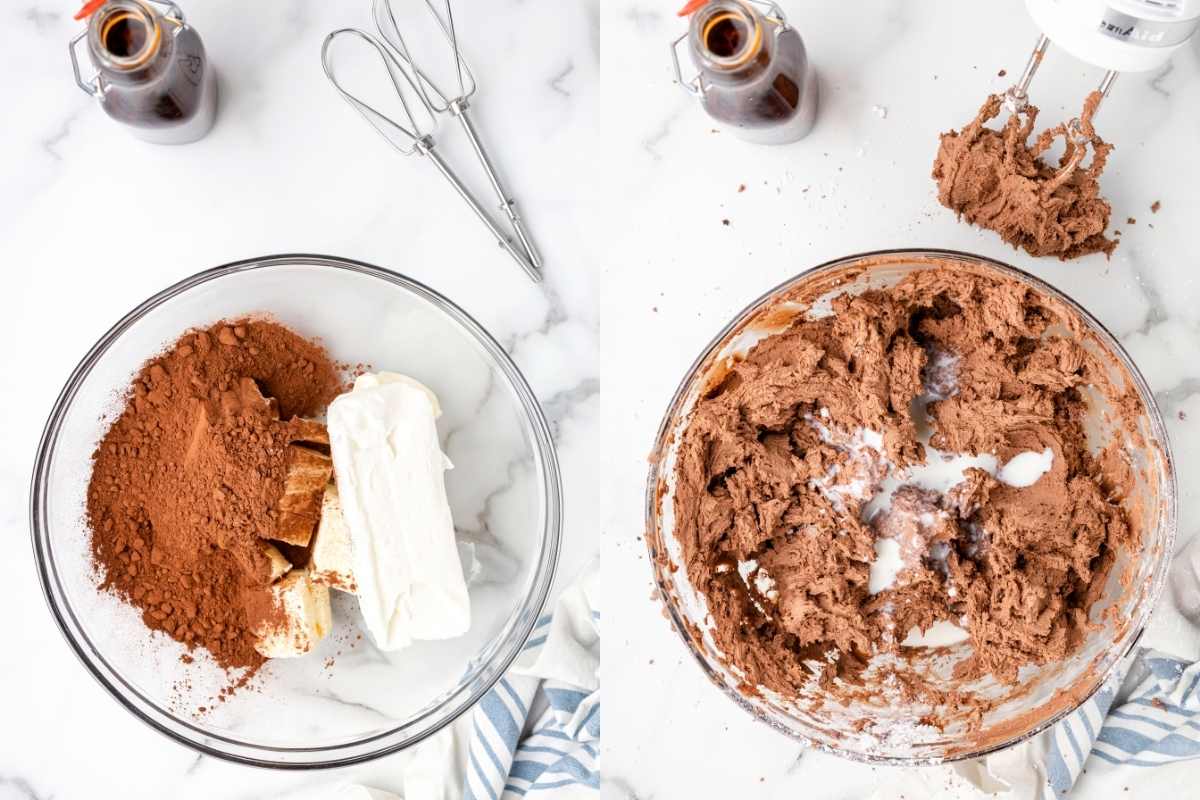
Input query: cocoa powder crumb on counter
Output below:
<box><xmin>1151</xmin><ymin>201</ymin><xmax>1161</xmax><ymax>213</ymax></box>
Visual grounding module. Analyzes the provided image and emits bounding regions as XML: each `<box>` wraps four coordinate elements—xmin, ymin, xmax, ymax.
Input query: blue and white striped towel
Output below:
<box><xmin>344</xmin><ymin>560</ymin><xmax>599</xmax><ymax>800</ymax></box>
<box><xmin>978</xmin><ymin>647</ymin><xmax>1200</xmax><ymax>799</ymax></box>
<box><xmin>463</xmin><ymin>561</ymin><xmax>600</xmax><ymax>800</ymax></box>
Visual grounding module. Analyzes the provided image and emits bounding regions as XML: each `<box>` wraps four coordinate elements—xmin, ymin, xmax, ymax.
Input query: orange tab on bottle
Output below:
<box><xmin>74</xmin><ymin>0</ymin><xmax>107</xmax><ymax>21</ymax></box>
<box><xmin>677</xmin><ymin>0</ymin><xmax>709</xmax><ymax>16</ymax></box>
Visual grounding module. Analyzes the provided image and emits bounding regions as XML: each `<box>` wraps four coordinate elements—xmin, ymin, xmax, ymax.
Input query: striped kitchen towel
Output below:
<box><xmin>464</xmin><ymin>560</ymin><xmax>600</xmax><ymax>800</ymax></box>
<box><xmin>981</xmin><ymin>647</ymin><xmax>1200</xmax><ymax>798</ymax></box>
<box><xmin>342</xmin><ymin>561</ymin><xmax>599</xmax><ymax>800</ymax></box>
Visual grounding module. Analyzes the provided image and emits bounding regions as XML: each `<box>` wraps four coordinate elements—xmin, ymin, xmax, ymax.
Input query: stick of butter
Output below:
<box><xmin>254</xmin><ymin>570</ymin><xmax>332</xmax><ymax>658</ymax></box>
<box><xmin>311</xmin><ymin>483</ymin><xmax>357</xmax><ymax>593</ymax></box>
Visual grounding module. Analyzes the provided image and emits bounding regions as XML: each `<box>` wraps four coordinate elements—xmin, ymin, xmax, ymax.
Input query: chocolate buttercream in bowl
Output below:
<box><xmin>646</xmin><ymin>250</ymin><xmax>1174</xmax><ymax>763</ymax></box>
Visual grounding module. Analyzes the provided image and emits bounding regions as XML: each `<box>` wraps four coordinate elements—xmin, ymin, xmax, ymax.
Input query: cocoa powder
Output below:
<box><xmin>87</xmin><ymin>319</ymin><xmax>342</xmax><ymax>672</ymax></box>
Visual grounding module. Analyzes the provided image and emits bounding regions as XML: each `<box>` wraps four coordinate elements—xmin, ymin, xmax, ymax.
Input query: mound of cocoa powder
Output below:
<box><xmin>86</xmin><ymin>319</ymin><xmax>342</xmax><ymax>672</ymax></box>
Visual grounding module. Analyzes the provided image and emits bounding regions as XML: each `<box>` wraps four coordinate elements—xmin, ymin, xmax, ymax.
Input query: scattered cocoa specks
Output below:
<box><xmin>1114</xmin><ymin>230</ymin><xmax>1122</xmax><ymax>236</ymax></box>
<box><xmin>737</xmin><ymin>184</ymin><xmax>746</xmax><ymax>193</ymax></box>
<box><xmin>1127</xmin><ymin>217</ymin><xmax>1137</xmax><ymax>225</ymax></box>
<box><xmin>1179</xmin><ymin>410</ymin><xmax>1188</xmax><ymax>421</ymax></box>
<box><xmin>1151</xmin><ymin>200</ymin><xmax>1161</xmax><ymax>213</ymax></box>
<box><xmin>1152</xmin><ymin>697</ymin><xmax>1168</xmax><ymax>710</ymax></box>
<box><xmin>652</xmin><ymin>306</ymin><xmax>658</xmax><ymax>313</ymax></box>
<box><xmin>998</xmin><ymin>69</ymin><xmax>1007</xmax><ymax>77</ymax></box>
<box><xmin>722</xmin><ymin>219</ymin><xmax>730</xmax><ymax>226</ymax></box>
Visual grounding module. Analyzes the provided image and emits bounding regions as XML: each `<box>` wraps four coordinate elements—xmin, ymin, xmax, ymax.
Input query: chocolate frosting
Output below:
<box><xmin>932</xmin><ymin>92</ymin><xmax>1116</xmax><ymax>260</ymax></box>
<box><xmin>671</xmin><ymin>267</ymin><xmax>1140</xmax><ymax>713</ymax></box>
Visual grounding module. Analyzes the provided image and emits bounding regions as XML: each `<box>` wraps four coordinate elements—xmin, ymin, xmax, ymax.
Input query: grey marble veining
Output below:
<box><xmin>0</xmin><ymin>0</ymin><xmax>599</xmax><ymax>796</ymax></box>
<box><xmin>604</xmin><ymin>1</ymin><xmax>1200</xmax><ymax>798</ymax></box>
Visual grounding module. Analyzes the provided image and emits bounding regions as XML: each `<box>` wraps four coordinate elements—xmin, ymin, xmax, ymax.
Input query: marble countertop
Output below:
<box><xmin>0</xmin><ymin>0</ymin><xmax>598</xmax><ymax>796</ymax></box>
<box><xmin>5</xmin><ymin>0</ymin><xmax>1200</xmax><ymax>796</ymax></box>
<box><xmin>605</xmin><ymin>1</ymin><xmax>1199</xmax><ymax>799</ymax></box>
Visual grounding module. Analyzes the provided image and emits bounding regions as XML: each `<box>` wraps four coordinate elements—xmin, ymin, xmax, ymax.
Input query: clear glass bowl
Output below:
<box><xmin>645</xmin><ymin>249</ymin><xmax>1176</xmax><ymax>764</ymax></box>
<box><xmin>31</xmin><ymin>254</ymin><xmax>561</xmax><ymax>768</ymax></box>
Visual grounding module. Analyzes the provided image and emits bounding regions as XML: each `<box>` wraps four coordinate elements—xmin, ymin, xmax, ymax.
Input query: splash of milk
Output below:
<box><xmin>861</xmin><ymin>448</ymin><xmax>999</xmax><ymax>523</ymax></box>
<box><xmin>996</xmin><ymin>447</ymin><xmax>1054</xmax><ymax>488</ymax></box>
<box><xmin>868</xmin><ymin>538</ymin><xmax>904</xmax><ymax>594</ymax></box>
<box><xmin>901</xmin><ymin>619</ymin><xmax>970</xmax><ymax>647</ymax></box>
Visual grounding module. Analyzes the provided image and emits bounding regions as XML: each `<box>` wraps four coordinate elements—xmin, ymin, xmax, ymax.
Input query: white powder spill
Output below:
<box><xmin>902</xmin><ymin>619</ymin><xmax>970</xmax><ymax>647</ymax></box>
<box><xmin>869</xmin><ymin>538</ymin><xmax>904</xmax><ymax>593</ymax></box>
<box><xmin>996</xmin><ymin>447</ymin><xmax>1054</xmax><ymax>487</ymax></box>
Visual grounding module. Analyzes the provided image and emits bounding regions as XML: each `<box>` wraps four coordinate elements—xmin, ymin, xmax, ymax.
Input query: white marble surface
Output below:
<box><xmin>604</xmin><ymin>1</ymin><xmax>1199</xmax><ymax>799</ymax></box>
<box><xmin>0</xmin><ymin>0</ymin><xmax>599</xmax><ymax>796</ymax></box>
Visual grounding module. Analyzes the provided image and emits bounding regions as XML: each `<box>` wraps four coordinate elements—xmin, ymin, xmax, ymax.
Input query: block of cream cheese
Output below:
<box><xmin>311</xmin><ymin>483</ymin><xmax>357</xmax><ymax>593</ymax></box>
<box><xmin>326</xmin><ymin>372</ymin><xmax>470</xmax><ymax>650</ymax></box>
<box><xmin>254</xmin><ymin>570</ymin><xmax>332</xmax><ymax>658</ymax></box>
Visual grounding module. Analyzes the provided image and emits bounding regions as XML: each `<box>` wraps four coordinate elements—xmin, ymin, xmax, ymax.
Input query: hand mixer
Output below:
<box><xmin>1005</xmin><ymin>0</ymin><xmax>1200</xmax><ymax>162</ymax></box>
<box><xmin>322</xmin><ymin>0</ymin><xmax>543</xmax><ymax>283</ymax></box>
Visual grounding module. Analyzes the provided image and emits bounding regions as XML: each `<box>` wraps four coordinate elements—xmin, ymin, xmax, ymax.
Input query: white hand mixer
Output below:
<box><xmin>1008</xmin><ymin>0</ymin><xmax>1199</xmax><ymax>127</ymax></box>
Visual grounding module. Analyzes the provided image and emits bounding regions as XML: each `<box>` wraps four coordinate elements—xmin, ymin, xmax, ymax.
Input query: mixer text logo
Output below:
<box><xmin>1095</xmin><ymin>6</ymin><xmax>1185</xmax><ymax>46</ymax></box>
<box><xmin>1098</xmin><ymin>18</ymin><xmax>1166</xmax><ymax>43</ymax></box>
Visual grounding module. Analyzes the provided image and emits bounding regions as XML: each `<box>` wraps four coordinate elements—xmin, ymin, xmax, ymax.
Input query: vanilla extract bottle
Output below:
<box><xmin>69</xmin><ymin>0</ymin><xmax>217</xmax><ymax>144</ymax></box>
<box><xmin>672</xmin><ymin>0</ymin><xmax>818</xmax><ymax>145</ymax></box>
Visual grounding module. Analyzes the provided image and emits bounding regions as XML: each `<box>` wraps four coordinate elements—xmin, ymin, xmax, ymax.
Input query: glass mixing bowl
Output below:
<box><xmin>31</xmin><ymin>254</ymin><xmax>561</xmax><ymax>767</ymax></box>
<box><xmin>646</xmin><ymin>249</ymin><xmax>1176</xmax><ymax>764</ymax></box>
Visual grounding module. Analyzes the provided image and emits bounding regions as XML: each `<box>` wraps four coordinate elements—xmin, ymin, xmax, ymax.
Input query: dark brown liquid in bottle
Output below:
<box><xmin>104</xmin><ymin>13</ymin><xmax>148</xmax><ymax>57</ymax></box>
<box><xmin>706</xmin><ymin>16</ymin><xmax>746</xmax><ymax>57</ymax></box>
<box><xmin>96</xmin><ymin>10</ymin><xmax>209</xmax><ymax>128</ymax></box>
<box><xmin>700</xmin><ymin>13</ymin><xmax>804</xmax><ymax>127</ymax></box>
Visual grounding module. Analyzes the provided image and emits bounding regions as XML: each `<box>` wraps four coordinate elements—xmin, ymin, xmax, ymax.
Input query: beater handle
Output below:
<box><xmin>418</xmin><ymin>141</ymin><xmax>541</xmax><ymax>283</ymax></box>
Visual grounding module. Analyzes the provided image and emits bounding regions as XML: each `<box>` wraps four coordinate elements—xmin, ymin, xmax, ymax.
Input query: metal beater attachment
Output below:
<box><xmin>321</xmin><ymin>4</ymin><xmax>541</xmax><ymax>283</ymax></box>
<box><xmin>1003</xmin><ymin>34</ymin><xmax>1118</xmax><ymax>174</ymax></box>
<box><xmin>373</xmin><ymin>0</ymin><xmax>543</xmax><ymax>271</ymax></box>
<box><xmin>1003</xmin><ymin>37</ymin><xmax>1113</xmax><ymax>145</ymax></box>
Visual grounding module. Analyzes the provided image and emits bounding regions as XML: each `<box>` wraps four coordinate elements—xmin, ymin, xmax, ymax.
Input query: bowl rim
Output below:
<box><xmin>29</xmin><ymin>253</ymin><xmax>563</xmax><ymax>769</ymax></box>
<box><xmin>644</xmin><ymin>247</ymin><xmax>1178</xmax><ymax>765</ymax></box>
